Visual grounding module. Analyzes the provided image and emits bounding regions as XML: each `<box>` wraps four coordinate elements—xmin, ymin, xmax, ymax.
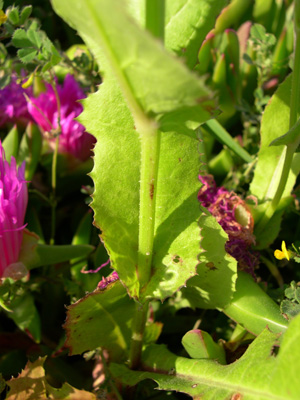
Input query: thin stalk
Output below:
<box><xmin>98</xmin><ymin>349</ymin><xmax>124</xmax><ymax>400</ymax></box>
<box><xmin>255</xmin><ymin>1</ymin><xmax>300</xmax><ymax>233</ymax></box>
<box><xmin>260</xmin><ymin>255</ymin><xmax>284</xmax><ymax>288</ymax></box>
<box><xmin>49</xmin><ymin>77</ymin><xmax>61</xmax><ymax>245</ymax></box>
<box><xmin>50</xmin><ymin>135</ymin><xmax>59</xmax><ymax>245</ymax></box>
<box><xmin>128</xmin><ymin>0</ymin><xmax>165</xmax><ymax>371</ymax></box>
<box><xmin>129</xmin><ymin>300</ymin><xmax>149</xmax><ymax>370</ymax></box>
<box><xmin>137</xmin><ymin>128</ymin><xmax>161</xmax><ymax>288</ymax></box>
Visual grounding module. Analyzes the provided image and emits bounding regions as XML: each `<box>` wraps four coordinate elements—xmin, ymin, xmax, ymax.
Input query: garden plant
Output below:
<box><xmin>0</xmin><ymin>0</ymin><xmax>300</xmax><ymax>399</ymax></box>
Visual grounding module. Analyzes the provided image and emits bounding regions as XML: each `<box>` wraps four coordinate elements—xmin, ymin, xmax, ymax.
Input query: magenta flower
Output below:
<box><xmin>27</xmin><ymin>74</ymin><xmax>95</xmax><ymax>161</ymax></box>
<box><xmin>0</xmin><ymin>143</ymin><xmax>28</xmax><ymax>278</ymax></box>
<box><xmin>198</xmin><ymin>175</ymin><xmax>259</xmax><ymax>276</ymax></box>
<box><xmin>0</xmin><ymin>75</ymin><xmax>32</xmax><ymax>127</ymax></box>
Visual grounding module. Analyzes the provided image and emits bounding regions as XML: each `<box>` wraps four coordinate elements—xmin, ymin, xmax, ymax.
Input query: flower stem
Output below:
<box><xmin>50</xmin><ymin>135</ymin><xmax>59</xmax><ymax>245</ymax></box>
<box><xmin>49</xmin><ymin>77</ymin><xmax>61</xmax><ymax>245</ymax></box>
<box><xmin>255</xmin><ymin>1</ymin><xmax>300</xmax><ymax>233</ymax></box>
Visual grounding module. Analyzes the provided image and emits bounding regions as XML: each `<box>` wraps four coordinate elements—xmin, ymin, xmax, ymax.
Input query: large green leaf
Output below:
<box><xmin>249</xmin><ymin>74</ymin><xmax>300</xmax><ymax>247</ymax></box>
<box><xmin>64</xmin><ymin>280</ymin><xmax>135</xmax><ymax>362</ymax></box>
<box><xmin>51</xmin><ymin>0</ymin><xmax>217</xmax><ymax>299</ymax></box>
<box><xmin>250</xmin><ymin>74</ymin><xmax>300</xmax><ymax>205</ymax></box>
<box><xmin>110</xmin><ymin>313</ymin><xmax>300</xmax><ymax>399</ymax></box>
<box><xmin>128</xmin><ymin>0</ymin><xmax>227</xmax><ymax>68</ymax></box>
<box><xmin>223</xmin><ymin>271</ymin><xmax>288</xmax><ymax>336</ymax></box>
<box><xmin>181</xmin><ymin>213</ymin><xmax>237</xmax><ymax>309</ymax></box>
<box><xmin>51</xmin><ymin>0</ymin><xmax>214</xmax><ymax>123</ymax></box>
<box><xmin>6</xmin><ymin>357</ymin><xmax>96</xmax><ymax>400</ymax></box>
<box><xmin>164</xmin><ymin>0</ymin><xmax>228</xmax><ymax>68</ymax></box>
<box><xmin>63</xmin><ymin>280</ymin><xmax>162</xmax><ymax>360</ymax></box>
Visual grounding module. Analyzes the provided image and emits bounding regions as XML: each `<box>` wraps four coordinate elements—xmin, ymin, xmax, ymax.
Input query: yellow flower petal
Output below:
<box><xmin>0</xmin><ymin>10</ymin><xmax>7</xmax><ymax>26</ymax></box>
<box><xmin>281</xmin><ymin>241</ymin><xmax>290</xmax><ymax>261</ymax></box>
<box><xmin>274</xmin><ymin>249</ymin><xmax>285</xmax><ymax>260</ymax></box>
<box><xmin>274</xmin><ymin>241</ymin><xmax>292</xmax><ymax>261</ymax></box>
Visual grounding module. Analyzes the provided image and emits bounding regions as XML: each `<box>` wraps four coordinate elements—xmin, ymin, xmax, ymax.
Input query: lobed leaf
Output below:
<box><xmin>181</xmin><ymin>213</ymin><xmax>237</xmax><ymax>309</ymax></box>
<box><xmin>51</xmin><ymin>0</ymin><xmax>215</xmax><ymax>124</ymax></box>
<box><xmin>111</xmin><ymin>313</ymin><xmax>300</xmax><ymax>399</ymax></box>
<box><xmin>63</xmin><ymin>280</ymin><xmax>135</xmax><ymax>361</ymax></box>
<box><xmin>51</xmin><ymin>0</ymin><xmax>218</xmax><ymax>300</ymax></box>
<box><xmin>6</xmin><ymin>357</ymin><xmax>96</xmax><ymax>400</ymax></box>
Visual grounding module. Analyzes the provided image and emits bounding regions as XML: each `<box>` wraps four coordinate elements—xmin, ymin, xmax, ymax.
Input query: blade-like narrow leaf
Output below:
<box><xmin>250</xmin><ymin>75</ymin><xmax>300</xmax><ymax>202</ymax></box>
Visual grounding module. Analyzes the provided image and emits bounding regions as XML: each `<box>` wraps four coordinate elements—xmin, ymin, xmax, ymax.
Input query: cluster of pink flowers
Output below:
<box><xmin>0</xmin><ymin>75</ymin><xmax>32</xmax><ymax>127</ymax></box>
<box><xmin>198</xmin><ymin>175</ymin><xmax>259</xmax><ymax>276</ymax></box>
<box><xmin>27</xmin><ymin>75</ymin><xmax>95</xmax><ymax>161</ymax></box>
<box><xmin>0</xmin><ymin>143</ymin><xmax>27</xmax><ymax>278</ymax></box>
<box><xmin>0</xmin><ymin>74</ymin><xmax>95</xmax><ymax>162</ymax></box>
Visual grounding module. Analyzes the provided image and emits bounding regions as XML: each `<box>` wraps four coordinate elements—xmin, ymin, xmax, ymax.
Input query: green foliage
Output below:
<box><xmin>223</xmin><ymin>272</ymin><xmax>288</xmax><ymax>336</ymax></box>
<box><xmin>203</xmin><ymin>119</ymin><xmax>252</xmax><ymax>163</ymax></box>
<box><xmin>18</xmin><ymin>229</ymin><xmax>94</xmax><ymax>271</ymax></box>
<box><xmin>64</xmin><ymin>280</ymin><xmax>135</xmax><ymax>361</ymax></box>
<box><xmin>111</xmin><ymin>313</ymin><xmax>300</xmax><ymax>399</ymax></box>
<box><xmin>2</xmin><ymin>124</ymin><xmax>19</xmax><ymax>161</ymax></box>
<box><xmin>182</xmin><ymin>212</ymin><xmax>237</xmax><ymax>309</ymax></box>
<box><xmin>6</xmin><ymin>292</ymin><xmax>41</xmax><ymax>342</ymax></box>
<box><xmin>280</xmin><ymin>281</ymin><xmax>300</xmax><ymax>319</ymax></box>
<box><xmin>1</xmin><ymin>0</ymin><xmax>300</xmax><ymax>397</ymax></box>
<box><xmin>250</xmin><ymin>74</ymin><xmax>300</xmax><ymax>246</ymax></box>
<box><xmin>164</xmin><ymin>0</ymin><xmax>227</xmax><ymax>68</ymax></box>
<box><xmin>12</xmin><ymin>26</ymin><xmax>61</xmax><ymax>70</ymax></box>
<box><xmin>6</xmin><ymin>357</ymin><xmax>96</xmax><ymax>400</ymax></box>
<box><xmin>182</xmin><ymin>329</ymin><xmax>226</xmax><ymax>364</ymax></box>
<box><xmin>51</xmin><ymin>0</ymin><xmax>220</xmax><ymax>300</ymax></box>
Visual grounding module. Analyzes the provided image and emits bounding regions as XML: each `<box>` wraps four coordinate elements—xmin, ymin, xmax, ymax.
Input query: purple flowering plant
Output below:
<box><xmin>0</xmin><ymin>1</ymin><xmax>300</xmax><ymax>399</ymax></box>
<box><xmin>0</xmin><ymin>142</ymin><xmax>27</xmax><ymax>278</ymax></box>
<box><xmin>27</xmin><ymin>74</ymin><xmax>95</xmax><ymax>162</ymax></box>
<box><xmin>0</xmin><ymin>74</ymin><xmax>33</xmax><ymax>128</ymax></box>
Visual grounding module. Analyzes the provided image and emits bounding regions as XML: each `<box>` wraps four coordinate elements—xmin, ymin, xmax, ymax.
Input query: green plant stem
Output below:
<box><xmin>137</xmin><ymin>128</ymin><xmax>161</xmax><ymax>288</ymax></box>
<box><xmin>49</xmin><ymin>77</ymin><xmax>61</xmax><ymax>245</ymax></box>
<box><xmin>128</xmin><ymin>0</ymin><xmax>165</xmax><ymax>371</ymax></box>
<box><xmin>129</xmin><ymin>300</ymin><xmax>149</xmax><ymax>370</ymax></box>
<box><xmin>50</xmin><ymin>135</ymin><xmax>59</xmax><ymax>245</ymax></box>
<box><xmin>255</xmin><ymin>1</ymin><xmax>300</xmax><ymax>233</ymax></box>
<box><xmin>98</xmin><ymin>349</ymin><xmax>123</xmax><ymax>400</ymax></box>
<box><xmin>260</xmin><ymin>255</ymin><xmax>284</xmax><ymax>288</ymax></box>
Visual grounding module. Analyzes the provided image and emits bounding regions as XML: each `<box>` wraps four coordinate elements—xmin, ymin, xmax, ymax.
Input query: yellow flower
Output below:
<box><xmin>0</xmin><ymin>10</ymin><xmax>7</xmax><ymax>26</ymax></box>
<box><xmin>274</xmin><ymin>241</ymin><xmax>292</xmax><ymax>261</ymax></box>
